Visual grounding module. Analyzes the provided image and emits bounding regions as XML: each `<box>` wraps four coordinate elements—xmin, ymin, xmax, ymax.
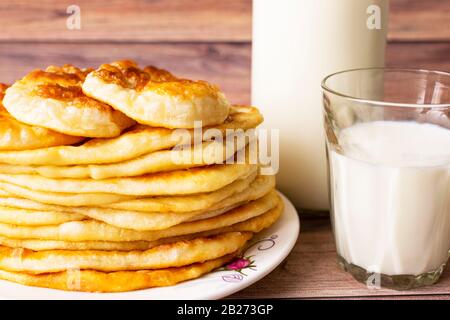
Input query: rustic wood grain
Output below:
<box><xmin>0</xmin><ymin>42</ymin><xmax>447</xmax><ymax>106</ymax></box>
<box><xmin>230</xmin><ymin>217</ymin><xmax>450</xmax><ymax>299</ymax></box>
<box><xmin>386</xmin><ymin>42</ymin><xmax>450</xmax><ymax>71</ymax></box>
<box><xmin>0</xmin><ymin>42</ymin><xmax>251</xmax><ymax>104</ymax></box>
<box><xmin>389</xmin><ymin>0</ymin><xmax>450</xmax><ymax>41</ymax></box>
<box><xmin>0</xmin><ymin>0</ymin><xmax>448</xmax><ymax>42</ymax></box>
<box><xmin>0</xmin><ymin>0</ymin><xmax>251</xmax><ymax>42</ymax></box>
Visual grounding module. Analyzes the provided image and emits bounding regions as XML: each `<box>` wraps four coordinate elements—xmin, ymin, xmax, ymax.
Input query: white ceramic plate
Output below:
<box><xmin>0</xmin><ymin>193</ymin><xmax>299</xmax><ymax>300</ymax></box>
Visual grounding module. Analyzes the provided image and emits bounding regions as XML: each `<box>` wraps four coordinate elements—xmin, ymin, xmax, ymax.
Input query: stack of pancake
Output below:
<box><xmin>0</xmin><ymin>60</ymin><xmax>282</xmax><ymax>292</ymax></box>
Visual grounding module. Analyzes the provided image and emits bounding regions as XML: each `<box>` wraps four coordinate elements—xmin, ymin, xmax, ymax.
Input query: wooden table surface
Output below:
<box><xmin>231</xmin><ymin>216</ymin><xmax>450</xmax><ymax>300</ymax></box>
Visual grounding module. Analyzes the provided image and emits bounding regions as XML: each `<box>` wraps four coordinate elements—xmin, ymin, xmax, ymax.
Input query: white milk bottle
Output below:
<box><xmin>252</xmin><ymin>0</ymin><xmax>389</xmax><ymax>210</ymax></box>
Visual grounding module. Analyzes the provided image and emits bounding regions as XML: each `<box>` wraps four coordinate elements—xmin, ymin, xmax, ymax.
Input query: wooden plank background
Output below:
<box><xmin>0</xmin><ymin>0</ymin><xmax>448</xmax><ymax>105</ymax></box>
<box><xmin>1</xmin><ymin>0</ymin><xmax>449</xmax><ymax>42</ymax></box>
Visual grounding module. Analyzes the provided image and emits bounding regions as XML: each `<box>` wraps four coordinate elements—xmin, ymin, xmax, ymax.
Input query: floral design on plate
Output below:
<box><xmin>219</xmin><ymin>234</ymin><xmax>278</xmax><ymax>282</ymax></box>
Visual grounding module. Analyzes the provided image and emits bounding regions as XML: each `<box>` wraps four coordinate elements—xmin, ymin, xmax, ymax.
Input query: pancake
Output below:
<box><xmin>0</xmin><ymin>203</ymin><xmax>233</xmax><ymax>231</ymax></box>
<box><xmin>0</xmin><ymin>163</ymin><xmax>257</xmax><ymax>196</ymax></box>
<box><xmin>106</xmin><ymin>173</ymin><xmax>269</xmax><ymax>212</ymax></box>
<box><xmin>0</xmin><ymin>232</ymin><xmax>252</xmax><ymax>273</ymax></box>
<box><xmin>60</xmin><ymin>175</ymin><xmax>273</xmax><ymax>231</ymax></box>
<box><xmin>0</xmin><ymin>231</ymin><xmax>222</xmax><ymax>252</ymax></box>
<box><xmin>82</xmin><ymin>60</ymin><xmax>230</xmax><ymax>128</ymax></box>
<box><xmin>0</xmin><ymin>134</ymin><xmax>252</xmax><ymax>179</ymax></box>
<box><xmin>65</xmin><ymin>203</ymin><xmax>238</xmax><ymax>232</ymax></box>
<box><xmin>0</xmin><ymin>232</ymin><xmax>225</xmax><ymax>252</ymax></box>
<box><xmin>0</xmin><ymin>191</ymin><xmax>281</xmax><ymax>242</ymax></box>
<box><xmin>0</xmin><ymin>206</ymin><xmax>84</xmax><ymax>226</ymax></box>
<box><xmin>0</xmin><ymin>172</ymin><xmax>263</xmax><ymax>211</ymax></box>
<box><xmin>0</xmin><ymin>181</ymin><xmax>133</xmax><ymax>206</ymax></box>
<box><xmin>3</xmin><ymin>65</ymin><xmax>135</xmax><ymax>138</ymax></box>
<box><xmin>0</xmin><ymin>83</ymin><xmax>83</xmax><ymax>150</ymax></box>
<box><xmin>0</xmin><ymin>170</ymin><xmax>263</xmax><ymax>208</ymax></box>
<box><xmin>0</xmin><ymin>253</ymin><xmax>236</xmax><ymax>292</ymax></box>
<box><xmin>0</xmin><ymin>105</ymin><xmax>262</xmax><ymax>166</ymax></box>
<box><xmin>0</xmin><ymin>236</ymin><xmax>166</xmax><ymax>251</ymax></box>
<box><xmin>58</xmin><ymin>182</ymin><xmax>269</xmax><ymax>231</ymax></box>
<box><xmin>0</xmin><ymin>201</ymin><xmax>281</xmax><ymax>251</ymax></box>
<box><xmin>0</xmin><ymin>174</ymin><xmax>273</xmax><ymax>231</ymax></box>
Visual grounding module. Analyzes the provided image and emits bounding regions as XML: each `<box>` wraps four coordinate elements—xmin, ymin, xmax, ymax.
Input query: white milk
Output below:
<box><xmin>330</xmin><ymin>121</ymin><xmax>450</xmax><ymax>275</ymax></box>
<box><xmin>252</xmin><ymin>0</ymin><xmax>388</xmax><ymax>210</ymax></box>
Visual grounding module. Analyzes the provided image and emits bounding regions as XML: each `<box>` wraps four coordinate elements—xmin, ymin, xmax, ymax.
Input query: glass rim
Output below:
<box><xmin>321</xmin><ymin>67</ymin><xmax>450</xmax><ymax>109</ymax></box>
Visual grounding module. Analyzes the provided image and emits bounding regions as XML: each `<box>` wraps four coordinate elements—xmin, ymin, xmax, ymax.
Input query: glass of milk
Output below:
<box><xmin>322</xmin><ymin>68</ymin><xmax>450</xmax><ymax>290</ymax></box>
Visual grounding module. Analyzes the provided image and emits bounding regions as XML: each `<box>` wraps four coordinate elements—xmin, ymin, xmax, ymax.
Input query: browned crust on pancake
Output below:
<box><xmin>93</xmin><ymin>60</ymin><xmax>222</xmax><ymax>99</ymax></box>
<box><xmin>0</xmin><ymin>83</ymin><xmax>84</xmax><ymax>150</ymax></box>
<box><xmin>25</xmin><ymin>66</ymin><xmax>112</xmax><ymax>113</ymax></box>
<box><xmin>0</xmin><ymin>253</ymin><xmax>237</xmax><ymax>292</ymax></box>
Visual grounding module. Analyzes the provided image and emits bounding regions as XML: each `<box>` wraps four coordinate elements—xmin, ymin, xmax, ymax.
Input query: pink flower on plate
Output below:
<box><xmin>216</xmin><ymin>255</ymin><xmax>256</xmax><ymax>277</ymax></box>
<box><xmin>226</xmin><ymin>258</ymin><xmax>251</xmax><ymax>271</ymax></box>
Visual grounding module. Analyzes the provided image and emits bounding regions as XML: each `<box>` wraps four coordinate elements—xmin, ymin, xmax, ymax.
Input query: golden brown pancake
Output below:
<box><xmin>82</xmin><ymin>60</ymin><xmax>230</xmax><ymax>128</ymax></box>
<box><xmin>0</xmin><ymin>191</ymin><xmax>281</xmax><ymax>242</ymax></box>
<box><xmin>0</xmin><ymin>254</ymin><xmax>237</xmax><ymax>292</ymax></box>
<box><xmin>0</xmin><ymin>232</ymin><xmax>252</xmax><ymax>273</ymax></box>
<box><xmin>0</xmin><ymin>181</ymin><xmax>133</xmax><ymax>206</ymax></box>
<box><xmin>105</xmin><ymin>173</ymin><xmax>269</xmax><ymax>212</ymax></box>
<box><xmin>0</xmin><ymin>83</ymin><xmax>83</xmax><ymax>150</ymax></box>
<box><xmin>37</xmin><ymin>175</ymin><xmax>273</xmax><ymax>231</ymax></box>
<box><xmin>0</xmin><ymin>206</ymin><xmax>84</xmax><ymax>226</ymax></box>
<box><xmin>3</xmin><ymin>65</ymin><xmax>135</xmax><ymax>138</ymax></box>
<box><xmin>0</xmin><ymin>105</ymin><xmax>262</xmax><ymax>166</ymax></box>
<box><xmin>0</xmin><ymin>171</ymin><xmax>264</xmax><ymax>209</ymax></box>
<box><xmin>0</xmin><ymin>200</ymin><xmax>281</xmax><ymax>251</ymax></box>
<box><xmin>0</xmin><ymin>163</ymin><xmax>257</xmax><ymax>196</ymax></box>
<box><xmin>0</xmin><ymin>135</ymin><xmax>252</xmax><ymax>179</ymax></box>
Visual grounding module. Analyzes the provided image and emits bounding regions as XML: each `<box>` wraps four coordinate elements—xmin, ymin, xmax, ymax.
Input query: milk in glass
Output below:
<box><xmin>330</xmin><ymin>121</ymin><xmax>450</xmax><ymax>275</ymax></box>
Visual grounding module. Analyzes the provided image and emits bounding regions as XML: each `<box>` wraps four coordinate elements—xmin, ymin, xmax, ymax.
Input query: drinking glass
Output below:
<box><xmin>322</xmin><ymin>68</ymin><xmax>450</xmax><ymax>290</ymax></box>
